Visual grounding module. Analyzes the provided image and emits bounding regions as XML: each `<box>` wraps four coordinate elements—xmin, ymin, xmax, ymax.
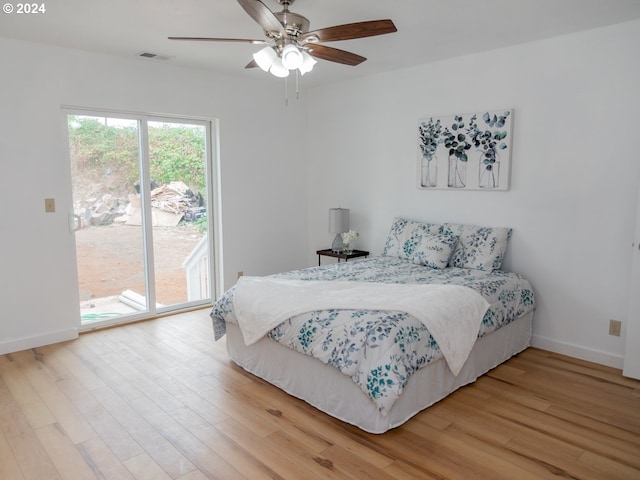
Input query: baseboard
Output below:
<box><xmin>531</xmin><ymin>334</ymin><xmax>624</xmax><ymax>369</ymax></box>
<box><xmin>0</xmin><ymin>329</ymin><xmax>624</xmax><ymax>369</ymax></box>
<box><xmin>0</xmin><ymin>328</ymin><xmax>79</xmax><ymax>355</ymax></box>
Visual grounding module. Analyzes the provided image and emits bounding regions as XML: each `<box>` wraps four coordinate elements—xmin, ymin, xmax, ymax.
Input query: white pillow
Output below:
<box><xmin>412</xmin><ymin>233</ymin><xmax>459</xmax><ymax>269</ymax></box>
<box><xmin>441</xmin><ymin>223</ymin><xmax>512</xmax><ymax>271</ymax></box>
<box><xmin>382</xmin><ymin>218</ymin><xmax>441</xmax><ymax>260</ymax></box>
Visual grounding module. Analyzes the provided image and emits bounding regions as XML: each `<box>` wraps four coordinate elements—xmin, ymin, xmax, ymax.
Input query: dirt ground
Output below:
<box><xmin>75</xmin><ymin>223</ymin><xmax>204</xmax><ymax>305</ymax></box>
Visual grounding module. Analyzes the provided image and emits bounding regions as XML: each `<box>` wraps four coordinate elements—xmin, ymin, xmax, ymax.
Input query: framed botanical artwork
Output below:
<box><xmin>417</xmin><ymin>109</ymin><xmax>513</xmax><ymax>191</ymax></box>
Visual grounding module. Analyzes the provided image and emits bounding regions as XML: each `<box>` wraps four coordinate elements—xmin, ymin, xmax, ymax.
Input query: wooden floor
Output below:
<box><xmin>1</xmin><ymin>310</ymin><xmax>639</xmax><ymax>480</ymax></box>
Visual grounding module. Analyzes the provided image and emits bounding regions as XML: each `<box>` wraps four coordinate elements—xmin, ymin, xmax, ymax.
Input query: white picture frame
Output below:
<box><xmin>417</xmin><ymin>109</ymin><xmax>513</xmax><ymax>191</ymax></box>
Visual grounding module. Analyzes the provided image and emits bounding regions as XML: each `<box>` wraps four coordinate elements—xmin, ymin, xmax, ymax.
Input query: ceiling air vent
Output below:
<box><xmin>138</xmin><ymin>52</ymin><xmax>171</xmax><ymax>61</ymax></box>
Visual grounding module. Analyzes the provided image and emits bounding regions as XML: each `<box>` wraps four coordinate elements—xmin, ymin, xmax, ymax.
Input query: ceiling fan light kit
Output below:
<box><xmin>253</xmin><ymin>43</ymin><xmax>316</xmax><ymax>78</ymax></box>
<box><xmin>169</xmin><ymin>0</ymin><xmax>397</xmax><ymax>99</ymax></box>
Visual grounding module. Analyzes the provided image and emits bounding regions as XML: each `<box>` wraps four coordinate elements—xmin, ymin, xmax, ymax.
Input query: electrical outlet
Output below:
<box><xmin>44</xmin><ymin>198</ymin><xmax>56</xmax><ymax>213</ymax></box>
<box><xmin>609</xmin><ymin>319</ymin><xmax>621</xmax><ymax>337</ymax></box>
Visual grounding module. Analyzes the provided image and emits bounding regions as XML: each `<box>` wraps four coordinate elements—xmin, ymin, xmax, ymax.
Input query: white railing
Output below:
<box><xmin>182</xmin><ymin>235</ymin><xmax>210</xmax><ymax>301</ymax></box>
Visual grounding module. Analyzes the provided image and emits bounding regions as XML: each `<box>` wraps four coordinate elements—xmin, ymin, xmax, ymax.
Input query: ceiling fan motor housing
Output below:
<box><xmin>274</xmin><ymin>10</ymin><xmax>309</xmax><ymax>38</ymax></box>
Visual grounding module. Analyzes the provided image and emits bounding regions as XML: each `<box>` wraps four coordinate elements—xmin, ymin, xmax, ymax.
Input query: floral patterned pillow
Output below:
<box><xmin>382</xmin><ymin>217</ymin><xmax>441</xmax><ymax>260</ymax></box>
<box><xmin>441</xmin><ymin>223</ymin><xmax>512</xmax><ymax>271</ymax></box>
<box><xmin>412</xmin><ymin>233</ymin><xmax>459</xmax><ymax>269</ymax></box>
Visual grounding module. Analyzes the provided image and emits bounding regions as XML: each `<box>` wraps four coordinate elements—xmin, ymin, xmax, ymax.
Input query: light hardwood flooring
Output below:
<box><xmin>1</xmin><ymin>309</ymin><xmax>639</xmax><ymax>479</ymax></box>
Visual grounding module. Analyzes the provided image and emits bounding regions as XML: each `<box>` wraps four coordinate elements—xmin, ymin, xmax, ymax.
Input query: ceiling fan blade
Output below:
<box><xmin>236</xmin><ymin>0</ymin><xmax>285</xmax><ymax>37</ymax></box>
<box><xmin>168</xmin><ymin>36</ymin><xmax>267</xmax><ymax>44</ymax></box>
<box><xmin>300</xmin><ymin>19</ymin><xmax>397</xmax><ymax>43</ymax></box>
<box><xmin>245</xmin><ymin>59</ymin><xmax>258</xmax><ymax>68</ymax></box>
<box><xmin>306</xmin><ymin>44</ymin><xmax>366</xmax><ymax>66</ymax></box>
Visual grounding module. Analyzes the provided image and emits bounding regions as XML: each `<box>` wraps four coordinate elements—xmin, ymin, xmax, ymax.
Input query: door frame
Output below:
<box><xmin>61</xmin><ymin>106</ymin><xmax>222</xmax><ymax>331</ymax></box>
<box><xmin>623</xmin><ymin>186</ymin><xmax>640</xmax><ymax>379</ymax></box>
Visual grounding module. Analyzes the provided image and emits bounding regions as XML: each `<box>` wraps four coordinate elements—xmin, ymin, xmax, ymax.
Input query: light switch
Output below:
<box><xmin>44</xmin><ymin>198</ymin><xmax>56</xmax><ymax>213</ymax></box>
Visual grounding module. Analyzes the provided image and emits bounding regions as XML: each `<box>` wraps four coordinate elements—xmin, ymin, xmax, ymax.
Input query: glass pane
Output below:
<box><xmin>67</xmin><ymin>115</ymin><xmax>148</xmax><ymax>323</ymax></box>
<box><xmin>148</xmin><ymin>121</ymin><xmax>210</xmax><ymax>307</ymax></box>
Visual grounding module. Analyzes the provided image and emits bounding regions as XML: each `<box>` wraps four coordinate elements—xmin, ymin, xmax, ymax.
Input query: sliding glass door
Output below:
<box><xmin>65</xmin><ymin>110</ymin><xmax>215</xmax><ymax>328</ymax></box>
<box><xmin>148</xmin><ymin>120</ymin><xmax>211</xmax><ymax>309</ymax></box>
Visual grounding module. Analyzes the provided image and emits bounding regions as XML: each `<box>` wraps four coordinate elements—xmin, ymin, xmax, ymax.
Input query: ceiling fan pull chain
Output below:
<box><xmin>296</xmin><ymin>69</ymin><xmax>300</xmax><ymax>100</ymax></box>
<box><xmin>284</xmin><ymin>75</ymin><xmax>289</xmax><ymax>106</ymax></box>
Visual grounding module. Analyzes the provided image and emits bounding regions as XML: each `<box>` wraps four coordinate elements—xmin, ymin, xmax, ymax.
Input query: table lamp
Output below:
<box><xmin>329</xmin><ymin>208</ymin><xmax>350</xmax><ymax>253</ymax></box>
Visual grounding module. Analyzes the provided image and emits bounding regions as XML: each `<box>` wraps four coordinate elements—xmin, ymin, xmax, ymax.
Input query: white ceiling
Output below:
<box><xmin>2</xmin><ymin>0</ymin><xmax>640</xmax><ymax>87</ymax></box>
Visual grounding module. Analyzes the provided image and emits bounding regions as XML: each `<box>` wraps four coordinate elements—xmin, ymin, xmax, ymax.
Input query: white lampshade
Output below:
<box><xmin>299</xmin><ymin>51</ymin><xmax>317</xmax><ymax>75</ymax></box>
<box><xmin>329</xmin><ymin>208</ymin><xmax>350</xmax><ymax>233</ymax></box>
<box><xmin>281</xmin><ymin>44</ymin><xmax>304</xmax><ymax>70</ymax></box>
<box><xmin>329</xmin><ymin>208</ymin><xmax>349</xmax><ymax>253</ymax></box>
<box><xmin>269</xmin><ymin>57</ymin><xmax>290</xmax><ymax>78</ymax></box>
<box><xmin>253</xmin><ymin>46</ymin><xmax>277</xmax><ymax>72</ymax></box>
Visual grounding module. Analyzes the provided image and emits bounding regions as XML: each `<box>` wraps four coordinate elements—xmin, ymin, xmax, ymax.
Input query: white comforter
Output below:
<box><xmin>233</xmin><ymin>276</ymin><xmax>489</xmax><ymax>376</ymax></box>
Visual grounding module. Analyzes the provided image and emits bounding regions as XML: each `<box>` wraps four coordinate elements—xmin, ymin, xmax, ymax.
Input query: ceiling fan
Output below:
<box><xmin>168</xmin><ymin>0</ymin><xmax>397</xmax><ymax>77</ymax></box>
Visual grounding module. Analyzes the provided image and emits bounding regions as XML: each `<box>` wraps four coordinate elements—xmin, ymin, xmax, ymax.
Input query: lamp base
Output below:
<box><xmin>331</xmin><ymin>234</ymin><xmax>345</xmax><ymax>253</ymax></box>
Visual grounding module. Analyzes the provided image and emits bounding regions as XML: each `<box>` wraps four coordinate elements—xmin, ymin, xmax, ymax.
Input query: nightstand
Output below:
<box><xmin>316</xmin><ymin>249</ymin><xmax>369</xmax><ymax>266</ymax></box>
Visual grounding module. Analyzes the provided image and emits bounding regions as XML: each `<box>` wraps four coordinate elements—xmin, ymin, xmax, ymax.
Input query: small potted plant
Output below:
<box><xmin>341</xmin><ymin>230</ymin><xmax>359</xmax><ymax>254</ymax></box>
<box><xmin>418</xmin><ymin>118</ymin><xmax>442</xmax><ymax>188</ymax></box>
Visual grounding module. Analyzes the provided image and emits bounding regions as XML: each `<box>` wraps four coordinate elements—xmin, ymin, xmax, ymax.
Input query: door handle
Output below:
<box><xmin>69</xmin><ymin>213</ymin><xmax>82</xmax><ymax>232</ymax></box>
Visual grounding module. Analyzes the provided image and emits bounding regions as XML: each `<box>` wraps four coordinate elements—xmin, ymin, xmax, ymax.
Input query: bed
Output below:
<box><xmin>211</xmin><ymin>218</ymin><xmax>535</xmax><ymax>433</ymax></box>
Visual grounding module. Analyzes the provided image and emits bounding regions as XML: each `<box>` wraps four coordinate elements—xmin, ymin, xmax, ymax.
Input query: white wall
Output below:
<box><xmin>305</xmin><ymin>20</ymin><xmax>640</xmax><ymax>368</ymax></box>
<box><xmin>0</xmin><ymin>38</ymin><xmax>309</xmax><ymax>354</ymax></box>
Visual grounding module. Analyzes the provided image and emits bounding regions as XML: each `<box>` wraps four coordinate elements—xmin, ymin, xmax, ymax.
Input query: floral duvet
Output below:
<box><xmin>211</xmin><ymin>256</ymin><xmax>535</xmax><ymax>415</ymax></box>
